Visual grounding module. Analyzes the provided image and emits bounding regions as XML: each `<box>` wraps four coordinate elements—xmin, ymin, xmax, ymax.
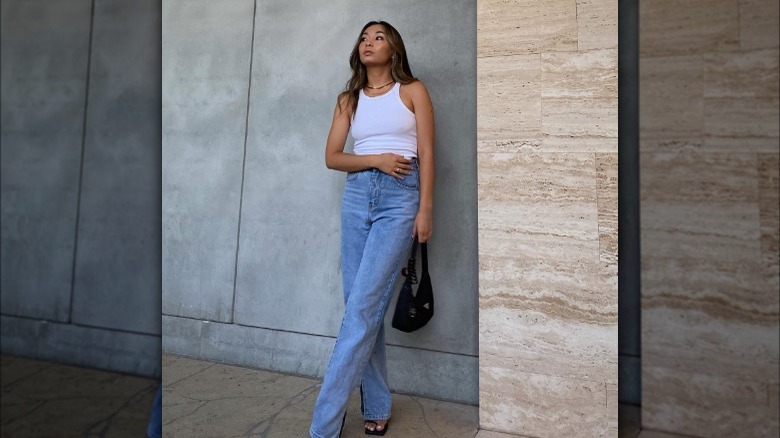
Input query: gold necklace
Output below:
<box><xmin>365</xmin><ymin>80</ymin><xmax>394</xmax><ymax>90</ymax></box>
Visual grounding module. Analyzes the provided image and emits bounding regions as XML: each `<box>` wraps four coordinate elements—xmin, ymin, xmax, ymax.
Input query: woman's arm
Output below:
<box><xmin>325</xmin><ymin>94</ymin><xmax>413</xmax><ymax>174</ymax></box>
<box><xmin>410</xmin><ymin>81</ymin><xmax>434</xmax><ymax>242</ymax></box>
<box><xmin>324</xmin><ymin>95</ymin><xmax>374</xmax><ymax>171</ymax></box>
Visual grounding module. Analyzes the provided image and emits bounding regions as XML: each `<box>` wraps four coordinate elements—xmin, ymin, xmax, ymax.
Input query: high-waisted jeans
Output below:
<box><xmin>310</xmin><ymin>158</ymin><xmax>419</xmax><ymax>438</ymax></box>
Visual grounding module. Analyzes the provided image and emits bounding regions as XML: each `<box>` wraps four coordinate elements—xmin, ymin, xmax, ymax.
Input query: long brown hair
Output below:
<box><xmin>337</xmin><ymin>21</ymin><xmax>417</xmax><ymax>120</ymax></box>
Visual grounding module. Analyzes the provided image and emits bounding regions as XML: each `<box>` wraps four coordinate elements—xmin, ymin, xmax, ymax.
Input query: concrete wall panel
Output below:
<box><xmin>162</xmin><ymin>0</ymin><xmax>255</xmax><ymax>322</ymax></box>
<box><xmin>234</xmin><ymin>0</ymin><xmax>479</xmax><ymax>357</ymax></box>
<box><xmin>162</xmin><ymin>0</ymin><xmax>478</xmax><ymax>403</ymax></box>
<box><xmin>2</xmin><ymin>315</ymin><xmax>160</xmax><ymax>377</ymax></box>
<box><xmin>1</xmin><ymin>0</ymin><xmax>162</xmax><ymax>378</ymax></box>
<box><xmin>0</xmin><ymin>0</ymin><xmax>92</xmax><ymax>321</ymax></box>
<box><xmin>72</xmin><ymin>0</ymin><xmax>162</xmax><ymax>334</ymax></box>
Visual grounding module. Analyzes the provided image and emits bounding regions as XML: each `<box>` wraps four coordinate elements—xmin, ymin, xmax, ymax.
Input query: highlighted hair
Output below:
<box><xmin>337</xmin><ymin>21</ymin><xmax>417</xmax><ymax>120</ymax></box>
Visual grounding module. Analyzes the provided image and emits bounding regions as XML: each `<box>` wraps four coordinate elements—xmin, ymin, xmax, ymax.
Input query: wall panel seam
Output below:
<box><xmin>478</xmin><ymin>47</ymin><xmax>616</xmax><ymax>60</ymax></box>
<box><xmin>68</xmin><ymin>0</ymin><xmax>96</xmax><ymax>325</ymax></box>
<box><xmin>2</xmin><ymin>312</ymin><xmax>161</xmax><ymax>338</ymax></box>
<box><xmin>163</xmin><ymin>313</ymin><xmax>478</xmax><ymax>358</ymax></box>
<box><xmin>575</xmin><ymin>0</ymin><xmax>579</xmax><ymax>52</ymax></box>
<box><xmin>231</xmin><ymin>0</ymin><xmax>258</xmax><ymax>324</ymax></box>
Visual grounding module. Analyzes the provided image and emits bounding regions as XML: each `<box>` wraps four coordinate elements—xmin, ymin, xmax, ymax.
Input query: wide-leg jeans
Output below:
<box><xmin>310</xmin><ymin>159</ymin><xmax>419</xmax><ymax>438</ymax></box>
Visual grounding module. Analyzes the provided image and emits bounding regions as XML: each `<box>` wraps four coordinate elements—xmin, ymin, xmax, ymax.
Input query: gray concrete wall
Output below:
<box><xmin>162</xmin><ymin>0</ymin><xmax>478</xmax><ymax>403</ymax></box>
<box><xmin>1</xmin><ymin>0</ymin><xmax>161</xmax><ymax>377</ymax></box>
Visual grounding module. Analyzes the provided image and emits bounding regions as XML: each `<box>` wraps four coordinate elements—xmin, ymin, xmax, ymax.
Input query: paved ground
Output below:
<box><xmin>1</xmin><ymin>354</ymin><xmax>158</xmax><ymax>437</ymax></box>
<box><xmin>161</xmin><ymin>353</ymin><xmax>657</xmax><ymax>438</ymax></box>
<box><xmin>162</xmin><ymin>353</ymin><xmax>482</xmax><ymax>438</ymax></box>
<box><xmin>1</xmin><ymin>352</ymin><xmax>684</xmax><ymax>437</ymax></box>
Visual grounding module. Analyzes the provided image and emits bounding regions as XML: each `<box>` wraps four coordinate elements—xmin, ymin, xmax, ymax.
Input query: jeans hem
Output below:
<box><xmin>363</xmin><ymin>413</ymin><xmax>391</xmax><ymax>421</ymax></box>
<box><xmin>309</xmin><ymin>427</ymin><xmax>329</xmax><ymax>438</ymax></box>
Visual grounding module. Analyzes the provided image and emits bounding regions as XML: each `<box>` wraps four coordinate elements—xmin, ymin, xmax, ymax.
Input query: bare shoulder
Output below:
<box><xmin>399</xmin><ymin>80</ymin><xmax>432</xmax><ymax>114</ymax></box>
<box><xmin>336</xmin><ymin>92</ymin><xmax>351</xmax><ymax>108</ymax></box>
<box><xmin>404</xmin><ymin>79</ymin><xmax>430</xmax><ymax>98</ymax></box>
<box><xmin>334</xmin><ymin>92</ymin><xmax>353</xmax><ymax>117</ymax></box>
<box><xmin>404</xmin><ymin>80</ymin><xmax>433</xmax><ymax>116</ymax></box>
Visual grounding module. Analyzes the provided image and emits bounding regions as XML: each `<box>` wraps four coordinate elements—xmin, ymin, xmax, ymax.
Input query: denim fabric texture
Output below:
<box><xmin>310</xmin><ymin>158</ymin><xmax>419</xmax><ymax>438</ymax></box>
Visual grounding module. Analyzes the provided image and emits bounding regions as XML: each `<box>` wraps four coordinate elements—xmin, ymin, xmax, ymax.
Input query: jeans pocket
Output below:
<box><xmin>346</xmin><ymin>171</ymin><xmax>359</xmax><ymax>182</ymax></box>
<box><xmin>392</xmin><ymin>170</ymin><xmax>419</xmax><ymax>190</ymax></box>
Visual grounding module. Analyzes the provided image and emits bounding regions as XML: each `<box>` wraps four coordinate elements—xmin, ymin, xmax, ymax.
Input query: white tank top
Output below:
<box><xmin>350</xmin><ymin>81</ymin><xmax>417</xmax><ymax>158</ymax></box>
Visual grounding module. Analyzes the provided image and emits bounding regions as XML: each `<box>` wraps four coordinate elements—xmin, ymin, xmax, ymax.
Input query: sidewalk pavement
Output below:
<box><xmin>1</xmin><ymin>354</ymin><xmax>157</xmax><ymax>437</ymax></box>
<box><xmin>163</xmin><ymin>353</ymin><xmax>485</xmax><ymax>437</ymax></box>
<box><xmin>1</xmin><ymin>352</ymin><xmax>662</xmax><ymax>437</ymax></box>
<box><xmin>162</xmin><ymin>353</ymin><xmax>655</xmax><ymax>438</ymax></box>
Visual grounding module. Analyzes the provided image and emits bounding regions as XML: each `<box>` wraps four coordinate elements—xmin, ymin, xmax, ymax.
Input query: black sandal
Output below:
<box><xmin>364</xmin><ymin>419</ymin><xmax>390</xmax><ymax>436</ymax></box>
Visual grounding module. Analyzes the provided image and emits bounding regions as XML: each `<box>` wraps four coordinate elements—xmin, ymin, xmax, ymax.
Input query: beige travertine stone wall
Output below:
<box><xmin>477</xmin><ymin>0</ymin><xmax>618</xmax><ymax>436</ymax></box>
<box><xmin>640</xmin><ymin>0</ymin><xmax>779</xmax><ymax>436</ymax></box>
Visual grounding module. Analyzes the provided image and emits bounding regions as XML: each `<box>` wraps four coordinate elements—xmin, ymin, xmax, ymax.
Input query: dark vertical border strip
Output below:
<box><xmin>618</xmin><ymin>0</ymin><xmax>641</xmax><ymax>406</ymax></box>
<box><xmin>158</xmin><ymin>0</ymin><xmax>164</xmax><ymax>353</ymax></box>
<box><xmin>231</xmin><ymin>0</ymin><xmax>258</xmax><ymax>324</ymax></box>
<box><xmin>68</xmin><ymin>0</ymin><xmax>96</xmax><ymax>324</ymax></box>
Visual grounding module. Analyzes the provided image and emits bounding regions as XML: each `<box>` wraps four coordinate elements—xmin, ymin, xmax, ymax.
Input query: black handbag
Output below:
<box><xmin>391</xmin><ymin>238</ymin><xmax>434</xmax><ymax>332</ymax></box>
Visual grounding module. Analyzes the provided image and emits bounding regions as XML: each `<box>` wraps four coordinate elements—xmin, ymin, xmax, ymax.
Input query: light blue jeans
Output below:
<box><xmin>310</xmin><ymin>158</ymin><xmax>419</xmax><ymax>438</ymax></box>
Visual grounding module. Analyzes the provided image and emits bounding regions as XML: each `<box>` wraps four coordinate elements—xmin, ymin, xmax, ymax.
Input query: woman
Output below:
<box><xmin>309</xmin><ymin>20</ymin><xmax>434</xmax><ymax>438</ymax></box>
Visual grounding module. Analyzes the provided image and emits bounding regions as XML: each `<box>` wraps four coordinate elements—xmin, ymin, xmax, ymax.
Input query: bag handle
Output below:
<box><xmin>420</xmin><ymin>241</ymin><xmax>428</xmax><ymax>274</ymax></box>
<box><xmin>405</xmin><ymin>237</ymin><xmax>419</xmax><ymax>284</ymax></box>
<box><xmin>407</xmin><ymin>236</ymin><xmax>428</xmax><ymax>274</ymax></box>
<box><xmin>406</xmin><ymin>237</ymin><xmax>429</xmax><ymax>281</ymax></box>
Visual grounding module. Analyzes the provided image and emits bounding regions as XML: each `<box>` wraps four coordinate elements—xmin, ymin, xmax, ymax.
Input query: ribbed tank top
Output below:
<box><xmin>351</xmin><ymin>81</ymin><xmax>417</xmax><ymax>158</ymax></box>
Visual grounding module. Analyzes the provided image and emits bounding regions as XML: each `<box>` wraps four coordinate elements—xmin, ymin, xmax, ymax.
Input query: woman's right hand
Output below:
<box><xmin>374</xmin><ymin>153</ymin><xmax>413</xmax><ymax>178</ymax></box>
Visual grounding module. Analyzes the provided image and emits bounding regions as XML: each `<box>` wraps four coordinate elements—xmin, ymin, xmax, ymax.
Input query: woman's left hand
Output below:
<box><xmin>413</xmin><ymin>208</ymin><xmax>432</xmax><ymax>242</ymax></box>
